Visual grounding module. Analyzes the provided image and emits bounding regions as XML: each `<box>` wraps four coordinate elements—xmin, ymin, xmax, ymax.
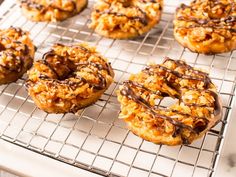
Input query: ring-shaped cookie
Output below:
<box><xmin>117</xmin><ymin>58</ymin><xmax>222</xmax><ymax>145</ymax></box>
<box><xmin>174</xmin><ymin>0</ymin><xmax>236</xmax><ymax>54</ymax></box>
<box><xmin>0</xmin><ymin>27</ymin><xmax>35</xmax><ymax>85</ymax></box>
<box><xmin>89</xmin><ymin>0</ymin><xmax>163</xmax><ymax>39</ymax></box>
<box><xmin>19</xmin><ymin>0</ymin><xmax>88</xmax><ymax>22</ymax></box>
<box><xmin>26</xmin><ymin>43</ymin><xmax>114</xmax><ymax>113</ymax></box>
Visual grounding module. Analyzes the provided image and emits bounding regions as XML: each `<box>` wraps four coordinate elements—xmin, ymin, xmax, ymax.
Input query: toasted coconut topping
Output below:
<box><xmin>89</xmin><ymin>0</ymin><xmax>163</xmax><ymax>38</ymax></box>
<box><xmin>117</xmin><ymin>57</ymin><xmax>222</xmax><ymax>145</ymax></box>
<box><xmin>174</xmin><ymin>0</ymin><xmax>236</xmax><ymax>54</ymax></box>
<box><xmin>0</xmin><ymin>27</ymin><xmax>35</xmax><ymax>85</ymax></box>
<box><xmin>19</xmin><ymin>0</ymin><xmax>88</xmax><ymax>21</ymax></box>
<box><xmin>27</xmin><ymin>43</ymin><xmax>114</xmax><ymax>113</ymax></box>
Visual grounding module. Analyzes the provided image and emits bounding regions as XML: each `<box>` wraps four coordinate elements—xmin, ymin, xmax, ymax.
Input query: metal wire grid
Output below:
<box><xmin>0</xmin><ymin>0</ymin><xmax>236</xmax><ymax>177</ymax></box>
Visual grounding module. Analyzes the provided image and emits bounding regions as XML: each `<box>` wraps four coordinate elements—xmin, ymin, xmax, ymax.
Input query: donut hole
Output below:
<box><xmin>159</xmin><ymin>97</ymin><xmax>179</xmax><ymax>109</ymax></box>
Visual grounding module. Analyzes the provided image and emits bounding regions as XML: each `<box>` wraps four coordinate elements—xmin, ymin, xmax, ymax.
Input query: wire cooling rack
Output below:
<box><xmin>0</xmin><ymin>0</ymin><xmax>236</xmax><ymax>177</ymax></box>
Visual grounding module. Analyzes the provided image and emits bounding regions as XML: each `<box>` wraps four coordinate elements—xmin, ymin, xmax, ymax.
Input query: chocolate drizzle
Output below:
<box><xmin>178</xmin><ymin>16</ymin><xmax>236</xmax><ymax>24</ymax></box>
<box><xmin>30</xmin><ymin>44</ymin><xmax>113</xmax><ymax>91</ymax></box>
<box><xmin>0</xmin><ymin>52</ymin><xmax>23</xmax><ymax>72</ymax></box>
<box><xmin>41</xmin><ymin>51</ymin><xmax>61</xmax><ymax>79</ymax></box>
<box><xmin>0</xmin><ymin>27</ymin><xmax>31</xmax><ymax>73</ymax></box>
<box><xmin>95</xmin><ymin>0</ymin><xmax>152</xmax><ymax>26</ymax></box>
<box><xmin>0</xmin><ymin>43</ymin><xmax>5</xmax><ymax>51</ymax></box>
<box><xmin>120</xmin><ymin>81</ymin><xmax>197</xmax><ymax>133</ymax></box>
<box><xmin>140</xmin><ymin>0</ymin><xmax>158</xmax><ymax>3</ymax></box>
<box><xmin>124</xmin><ymin>80</ymin><xmax>165</xmax><ymax>97</ymax></box>
<box><xmin>20</xmin><ymin>0</ymin><xmax>44</xmax><ymax>10</ymax></box>
<box><xmin>20</xmin><ymin>0</ymin><xmax>76</xmax><ymax>12</ymax></box>
<box><xmin>54</xmin><ymin>43</ymin><xmax>113</xmax><ymax>76</ymax></box>
<box><xmin>144</xmin><ymin>57</ymin><xmax>212</xmax><ymax>89</ymax></box>
<box><xmin>176</xmin><ymin>1</ymin><xmax>236</xmax><ymax>33</ymax></box>
<box><xmin>119</xmin><ymin>58</ymin><xmax>222</xmax><ymax>141</ymax></box>
<box><xmin>96</xmin><ymin>7</ymin><xmax>148</xmax><ymax>26</ymax></box>
<box><xmin>177</xmin><ymin>16</ymin><xmax>236</xmax><ymax>32</ymax></box>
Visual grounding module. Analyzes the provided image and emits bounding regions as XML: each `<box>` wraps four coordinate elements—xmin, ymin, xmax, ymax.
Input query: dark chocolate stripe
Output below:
<box><xmin>39</xmin><ymin>45</ymin><xmax>110</xmax><ymax>90</ymax></box>
<box><xmin>20</xmin><ymin>0</ymin><xmax>44</xmax><ymax>10</ymax></box>
<box><xmin>41</xmin><ymin>51</ymin><xmax>61</xmax><ymax>78</ymax></box>
<box><xmin>10</xmin><ymin>26</ymin><xmax>27</xmax><ymax>36</ymax></box>
<box><xmin>144</xmin><ymin>59</ymin><xmax>219</xmax><ymax>113</ymax></box>
<box><xmin>148</xmin><ymin>57</ymin><xmax>211</xmax><ymax>88</ymax></box>
<box><xmin>55</xmin><ymin>43</ymin><xmax>113</xmax><ymax>76</ymax></box>
<box><xmin>96</xmin><ymin>5</ymin><xmax>148</xmax><ymax>26</ymax></box>
<box><xmin>0</xmin><ymin>51</ymin><xmax>23</xmax><ymax>72</ymax></box>
<box><xmin>178</xmin><ymin>1</ymin><xmax>235</xmax><ymax>11</ymax></box>
<box><xmin>163</xmin><ymin>57</ymin><xmax>210</xmax><ymax>77</ymax></box>
<box><xmin>139</xmin><ymin>0</ymin><xmax>158</xmax><ymax>3</ymax></box>
<box><xmin>20</xmin><ymin>0</ymin><xmax>76</xmax><ymax>12</ymax></box>
<box><xmin>77</xmin><ymin>61</ymin><xmax>110</xmax><ymax>74</ymax></box>
<box><xmin>177</xmin><ymin>16</ymin><xmax>236</xmax><ymax>24</ymax></box>
<box><xmin>73</xmin><ymin>73</ymin><xmax>106</xmax><ymax>90</ymax></box>
<box><xmin>120</xmin><ymin>58</ymin><xmax>221</xmax><ymax>137</ymax></box>
<box><xmin>176</xmin><ymin>16</ymin><xmax>236</xmax><ymax>32</ymax></box>
<box><xmin>144</xmin><ymin>65</ymin><xmax>210</xmax><ymax>87</ymax></box>
<box><xmin>125</xmin><ymin>80</ymin><xmax>211</xmax><ymax>123</ymax></box>
<box><xmin>27</xmin><ymin>75</ymin><xmax>85</xmax><ymax>90</ymax></box>
<box><xmin>126</xmin><ymin>80</ymin><xmax>217</xmax><ymax>116</ymax></box>
<box><xmin>176</xmin><ymin>1</ymin><xmax>236</xmax><ymax>31</ymax></box>
<box><xmin>124</xmin><ymin>80</ymin><xmax>165</xmax><ymax>97</ymax></box>
<box><xmin>0</xmin><ymin>27</ymin><xmax>31</xmax><ymax>73</ymax></box>
<box><xmin>120</xmin><ymin>82</ymin><xmax>197</xmax><ymax>133</ymax></box>
<box><xmin>170</xmin><ymin>109</ymin><xmax>209</xmax><ymax>123</ymax></box>
<box><xmin>76</xmin><ymin>64</ymin><xmax>107</xmax><ymax>90</ymax></box>
<box><xmin>97</xmin><ymin>10</ymin><xmax>148</xmax><ymax>25</ymax></box>
<box><xmin>0</xmin><ymin>43</ymin><xmax>4</xmax><ymax>51</ymax></box>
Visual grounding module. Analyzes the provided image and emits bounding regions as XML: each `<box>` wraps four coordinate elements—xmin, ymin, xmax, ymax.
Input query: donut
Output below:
<box><xmin>26</xmin><ymin>43</ymin><xmax>114</xmax><ymax>113</ymax></box>
<box><xmin>174</xmin><ymin>0</ymin><xmax>236</xmax><ymax>54</ymax></box>
<box><xmin>117</xmin><ymin>57</ymin><xmax>222</xmax><ymax>146</ymax></box>
<box><xmin>89</xmin><ymin>0</ymin><xmax>163</xmax><ymax>39</ymax></box>
<box><xmin>0</xmin><ymin>27</ymin><xmax>35</xmax><ymax>85</ymax></box>
<box><xmin>19</xmin><ymin>0</ymin><xmax>88</xmax><ymax>22</ymax></box>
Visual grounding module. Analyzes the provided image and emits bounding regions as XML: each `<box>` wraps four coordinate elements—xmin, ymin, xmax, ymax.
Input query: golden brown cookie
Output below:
<box><xmin>117</xmin><ymin>57</ymin><xmax>222</xmax><ymax>146</ymax></box>
<box><xmin>19</xmin><ymin>0</ymin><xmax>88</xmax><ymax>22</ymax></box>
<box><xmin>26</xmin><ymin>43</ymin><xmax>114</xmax><ymax>113</ymax></box>
<box><xmin>174</xmin><ymin>0</ymin><xmax>236</xmax><ymax>54</ymax></box>
<box><xmin>89</xmin><ymin>0</ymin><xmax>163</xmax><ymax>39</ymax></box>
<box><xmin>0</xmin><ymin>27</ymin><xmax>35</xmax><ymax>85</ymax></box>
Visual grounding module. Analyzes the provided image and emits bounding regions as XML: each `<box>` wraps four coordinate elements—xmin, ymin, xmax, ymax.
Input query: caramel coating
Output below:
<box><xmin>117</xmin><ymin>58</ymin><xmax>222</xmax><ymax>145</ymax></box>
<box><xmin>174</xmin><ymin>0</ymin><xmax>236</xmax><ymax>54</ymax></box>
<box><xmin>0</xmin><ymin>27</ymin><xmax>35</xmax><ymax>85</ymax></box>
<box><xmin>19</xmin><ymin>0</ymin><xmax>88</xmax><ymax>22</ymax></box>
<box><xmin>26</xmin><ymin>43</ymin><xmax>114</xmax><ymax>113</ymax></box>
<box><xmin>89</xmin><ymin>0</ymin><xmax>163</xmax><ymax>39</ymax></box>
